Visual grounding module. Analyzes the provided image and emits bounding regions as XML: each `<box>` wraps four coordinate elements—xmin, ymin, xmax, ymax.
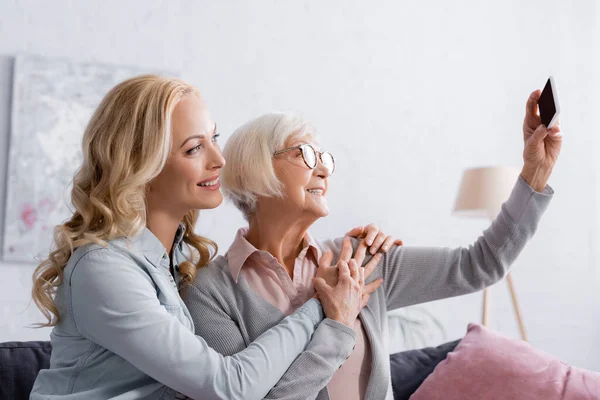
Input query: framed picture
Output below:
<box><xmin>4</xmin><ymin>54</ymin><xmax>175</xmax><ymax>262</ymax></box>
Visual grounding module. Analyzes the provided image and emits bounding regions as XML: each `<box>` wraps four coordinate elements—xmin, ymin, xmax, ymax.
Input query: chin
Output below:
<box><xmin>311</xmin><ymin>206</ymin><xmax>329</xmax><ymax>218</ymax></box>
<box><xmin>196</xmin><ymin>193</ymin><xmax>224</xmax><ymax>210</ymax></box>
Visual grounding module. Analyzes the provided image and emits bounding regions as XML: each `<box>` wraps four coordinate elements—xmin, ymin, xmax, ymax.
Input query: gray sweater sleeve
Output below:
<box><xmin>184</xmin><ymin>284</ymin><xmax>356</xmax><ymax>400</ymax></box>
<box><xmin>380</xmin><ymin>176</ymin><xmax>553</xmax><ymax>310</ymax></box>
<box><xmin>263</xmin><ymin>319</ymin><xmax>356</xmax><ymax>400</ymax></box>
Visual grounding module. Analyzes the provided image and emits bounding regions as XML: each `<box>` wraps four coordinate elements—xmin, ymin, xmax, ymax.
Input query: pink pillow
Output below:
<box><xmin>410</xmin><ymin>323</ymin><xmax>600</xmax><ymax>400</ymax></box>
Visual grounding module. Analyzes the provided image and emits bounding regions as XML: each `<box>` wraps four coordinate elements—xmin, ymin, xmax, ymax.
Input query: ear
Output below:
<box><xmin>145</xmin><ymin>184</ymin><xmax>152</xmax><ymax>194</ymax></box>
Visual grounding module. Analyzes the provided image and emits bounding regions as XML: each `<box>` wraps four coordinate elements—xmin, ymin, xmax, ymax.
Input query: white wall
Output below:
<box><xmin>0</xmin><ymin>0</ymin><xmax>598</xmax><ymax>370</ymax></box>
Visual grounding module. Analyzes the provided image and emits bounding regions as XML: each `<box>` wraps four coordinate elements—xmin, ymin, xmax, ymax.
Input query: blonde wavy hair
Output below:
<box><xmin>32</xmin><ymin>75</ymin><xmax>217</xmax><ymax>327</ymax></box>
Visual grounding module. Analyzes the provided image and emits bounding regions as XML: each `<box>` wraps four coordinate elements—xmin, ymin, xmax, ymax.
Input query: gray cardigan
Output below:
<box><xmin>182</xmin><ymin>177</ymin><xmax>553</xmax><ymax>400</ymax></box>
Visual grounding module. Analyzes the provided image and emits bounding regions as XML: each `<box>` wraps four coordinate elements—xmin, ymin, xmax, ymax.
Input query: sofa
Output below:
<box><xmin>0</xmin><ymin>339</ymin><xmax>459</xmax><ymax>400</ymax></box>
<box><xmin>0</xmin><ymin>341</ymin><xmax>52</xmax><ymax>400</ymax></box>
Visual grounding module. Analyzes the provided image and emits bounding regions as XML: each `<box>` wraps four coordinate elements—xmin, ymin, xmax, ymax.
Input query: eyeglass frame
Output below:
<box><xmin>273</xmin><ymin>143</ymin><xmax>336</xmax><ymax>174</ymax></box>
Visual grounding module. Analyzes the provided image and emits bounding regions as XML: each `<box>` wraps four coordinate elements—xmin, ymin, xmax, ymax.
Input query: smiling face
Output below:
<box><xmin>270</xmin><ymin>133</ymin><xmax>331</xmax><ymax>221</ymax></box>
<box><xmin>147</xmin><ymin>94</ymin><xmax>226</xmax><ymax>217</ymax></box>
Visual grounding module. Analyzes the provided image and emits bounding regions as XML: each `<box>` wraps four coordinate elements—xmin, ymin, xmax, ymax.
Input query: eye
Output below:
<box><xmin>186</xmin><ymin>144</ymin><xmax>202</xmax><ymax>155</ymax></box>
<box><xmin>212</xmin><ymin>133</ymin><xmax>220</xmax><ymax>143</ymax></box>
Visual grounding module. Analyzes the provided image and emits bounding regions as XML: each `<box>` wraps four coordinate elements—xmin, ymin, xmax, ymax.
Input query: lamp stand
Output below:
<box><xmin>481</xmin><ymin>271</ymin><xmax>528</xmax><ymax>341</ymax></box>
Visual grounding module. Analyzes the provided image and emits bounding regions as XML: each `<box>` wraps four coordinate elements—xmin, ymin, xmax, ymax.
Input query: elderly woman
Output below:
<box><xmin>182</xmin><ymin>90</ymin><xmax>561</xmax><ymax>400</ymax></box>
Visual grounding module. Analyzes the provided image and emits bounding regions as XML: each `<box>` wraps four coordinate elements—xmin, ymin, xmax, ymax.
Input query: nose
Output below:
<box><xmin>314</xmin><ymin>156</ymin><xmax>330</xmax><ymax>179</ymax></box>
<box><xmin>207</xmin><ymin>141</ymin><xmax>226</xmax><ymax>170</ymax></box>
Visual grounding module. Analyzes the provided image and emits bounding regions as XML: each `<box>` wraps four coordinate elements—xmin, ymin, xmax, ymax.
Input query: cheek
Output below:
<box><xmin>171</xmin><ymin>155</ymin><xmax>205</xmax><ymax>183</ymax></box>
<box><xmin>279</xmin><ymin>168</ymin><xmax>311</xmax><ymax>195</ymax></box>
<box><xmin>155</xmin><ymin>159</ymin><xmax>198</xmax><ymax>193</ymax></box>
<box><xmin>152</xmin><ymin>165</ymin><xmax>177</xmax><ymax>192</ymax></box>
<box><xmin>180</xmin><ymin>160</ymin><xmax>202</xmax><ymax>186</ymax></box>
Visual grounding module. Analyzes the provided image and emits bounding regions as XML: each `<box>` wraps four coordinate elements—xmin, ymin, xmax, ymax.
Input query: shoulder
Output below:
<box><xmin>182</xmin><ymin>255</ymin><xmax>239</xmax><ymax>309</ymax></box>
<box><xmin>192</xmin><ymin>255</ymin><xmax>235</xmax><ymax>291</ymax></box>
<box><xmin>318</xmin><ymin>236</ymin><xmax>390</xmax><ymax>273</ymax></box>
<box><xmin>65</xmin><ymin>238</ymin><xmax>149</xmax><ymax>286</ymax></box>
<box><xmin>318</xmin><ymin>236</ymin><xmax>360</xmax><ymax>256</ymax></box>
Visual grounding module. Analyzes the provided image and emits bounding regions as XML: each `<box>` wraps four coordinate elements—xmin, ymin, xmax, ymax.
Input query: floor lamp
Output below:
<box><xmin>453</xmin><ymin>166</ymin><xmax>528</xmax><ymax>342</ymax></box>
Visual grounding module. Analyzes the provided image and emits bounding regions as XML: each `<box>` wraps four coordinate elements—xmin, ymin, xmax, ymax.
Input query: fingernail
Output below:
<box><xmin>551</xmin><ymin>130</ymin><xmax>562</xmax><ymax>137</ymax></box>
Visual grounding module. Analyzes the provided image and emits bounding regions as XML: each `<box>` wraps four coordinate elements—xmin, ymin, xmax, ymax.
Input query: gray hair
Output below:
<box><xmin>221</xmin><ymin>113</ymin><xmax>316</xmax><ymax>220</ymax></box>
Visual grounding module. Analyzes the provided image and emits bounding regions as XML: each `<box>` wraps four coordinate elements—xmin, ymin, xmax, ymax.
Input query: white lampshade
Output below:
<box><xmin>453</xmin><ymin>166</ymin><xmax>521</xmax><ymax>220</ymax></box>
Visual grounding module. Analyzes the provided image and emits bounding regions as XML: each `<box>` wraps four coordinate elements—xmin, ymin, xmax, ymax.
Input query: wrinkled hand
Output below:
<box><xmin>313</xmin><ymin>258</ymin><xmax>364</xmax><ymax>327</ymax></box>
<box><xmin>521</xmin><ymin>90</ymin><xmax>563</xmax><ymax>192</ymax></box>
<box><xmin>315</xmin><ymin>237</ymin><xmax>383</xmax><ymax>309</ymax></box>
<box><xmin>345</xmin><ymin>223</ymin><xmax>403</xmax><ymax>255</ymax></box>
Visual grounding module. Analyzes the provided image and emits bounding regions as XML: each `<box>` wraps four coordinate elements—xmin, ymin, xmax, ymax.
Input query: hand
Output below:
<box><xmin>316</xmin><ymin>237</ymin><xmax>383</xmax><ymax>309</ymax></box>
<box><xmin>313</xmin><ymin>259</ymin><xmax>363</xmax><ymax>327</ymax></box>
<box><xmin>345</xmin><ymin>223</ymin><xmax>403</xmax><ymax>255</ymax></box>
<box><xmin>520</xmin><ymin>90</ymin><xmax>563</xmax><ymax>192</ymax></box>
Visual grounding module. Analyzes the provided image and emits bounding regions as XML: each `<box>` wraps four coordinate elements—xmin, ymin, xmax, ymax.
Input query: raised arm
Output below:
<box><xmin>379</xmin><ymin>175</ymin><xmax>553</xmax><ymax>310</ymax></box>
<box><xmin>379</xmin><ymin>88</ymin><xmax>562</xmax><ymax>310</ymax></box>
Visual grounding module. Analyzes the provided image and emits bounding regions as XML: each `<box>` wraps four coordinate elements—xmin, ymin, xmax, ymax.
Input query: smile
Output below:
<box><xmin>197</xmin><ymin>176</ymin><xmax>221</xmax><ymax>191</ymax></box>
<box><xmin>198</xmin><ymin>179</ymin><xmax>219</xmax><ymax>187</ymax></box>
<box><xmin>306</xmin><ymin>189</ymin><xmax>324</xmax><ymax>195</ymax></box>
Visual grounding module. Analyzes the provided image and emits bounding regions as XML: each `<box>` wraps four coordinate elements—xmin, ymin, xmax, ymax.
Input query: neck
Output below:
<box><xmin>146</xmin><ymin>209</ymin><xmax>184</xmax><ymax>255</ymax></box>
<box><xmin>246</xmin><ymin>206</ymin><xmax>316</xmax><ymax>277</ymax></box>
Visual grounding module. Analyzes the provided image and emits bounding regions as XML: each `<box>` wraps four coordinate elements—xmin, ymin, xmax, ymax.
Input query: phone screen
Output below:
<box><xmin>538</xmin><ymin>78</ymin><xmax>556</xmax><ymax>127</ymax></box>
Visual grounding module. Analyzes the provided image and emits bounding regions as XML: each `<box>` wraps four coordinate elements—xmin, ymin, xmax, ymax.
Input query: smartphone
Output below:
<box><xmin>538</xmin><ymin>76</ymin><xmax>560</xmax><ymax>129</ymax></box>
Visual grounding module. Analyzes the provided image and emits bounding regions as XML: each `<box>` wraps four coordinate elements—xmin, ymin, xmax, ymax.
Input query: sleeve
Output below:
<box><xmin>379</xmin><ymin>176</ymin><xmax>554</xmax><ymax>310</ymax></box>
<box><xmin>183</xmin><ymin>284</ymin><xmax>357</xmax><ymax>400</ymax></box>
<box><xmin>264</xmin><ymin>319</ymin><xmax>356</xmax><ymax>400</ymax></box>
<box><xmin>69</xmin><ymin>249</ymin><xmax>325</xmax><ymax>400</ymax></box>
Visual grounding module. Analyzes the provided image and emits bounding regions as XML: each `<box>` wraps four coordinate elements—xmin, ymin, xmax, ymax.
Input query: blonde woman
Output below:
<box><xmin>183</xmin><ymin>91</ymin><xmax>562</xmax><ymax>400</ymax></box>
<box><xmin>29</xmin><ymin>75</ymin><xmax>396</xmax><ymax>400</ymax></box>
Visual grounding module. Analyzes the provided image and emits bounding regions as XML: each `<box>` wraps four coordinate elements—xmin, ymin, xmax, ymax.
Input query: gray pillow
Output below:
<box><xmin>390</xmin><ymin>339</ymin><xmax>460</xmax><ymax>400</ymax></box>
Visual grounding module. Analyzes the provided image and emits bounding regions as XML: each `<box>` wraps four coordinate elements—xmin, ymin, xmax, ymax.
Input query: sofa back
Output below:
<box><xmin>0</xmin><ymin>339</ymin><xmax>459</xmax><ymax>400</ymax></box>
<box><xmin>0</xmin><ymin>341</ymin><xmax>51</xmax><ymax>400</ymax></box>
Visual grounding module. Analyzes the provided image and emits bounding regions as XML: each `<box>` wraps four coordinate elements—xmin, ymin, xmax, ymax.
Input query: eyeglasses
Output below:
<box><xmin>273</xmin><ymin>144</ymin><xmax>336</xmax><ymax>174</ymax></box>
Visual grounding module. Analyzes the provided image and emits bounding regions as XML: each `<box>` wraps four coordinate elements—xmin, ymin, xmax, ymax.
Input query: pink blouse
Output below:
<box><xmin>226</xmin><ymin>228</ymin><xmax>372</xmax><ymax>400</ymax></box>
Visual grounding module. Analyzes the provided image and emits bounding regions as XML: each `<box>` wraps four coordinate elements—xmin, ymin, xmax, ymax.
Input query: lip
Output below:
<box><xmin>198</xmin><ymin>175</ymin><xmax>220</xmax><ymax>184</ymax></box>
<box><xmin>198</xmin><ymin>181</ymin><xmax>221</xmax><ymax>191</ymax></box>
<box><xmin>306</xmin><ymin>187</ymin><xmax>326</xmax><ymax>195</ymax></box>
<box><xmin>197</xmin><ymin>175</ymin><xmax>221</xmax><ymax>191</ymax></box>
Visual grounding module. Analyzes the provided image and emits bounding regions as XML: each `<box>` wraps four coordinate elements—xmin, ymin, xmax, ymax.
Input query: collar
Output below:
<box><xmin>225</xmin><ymin>227</ymin><xmax>322</xmax><ymax>283</ymax></box>
<box><xmin>129</xmin><ymin>222</ymin><xmax>187</xmax><ymax>267</ymax></box>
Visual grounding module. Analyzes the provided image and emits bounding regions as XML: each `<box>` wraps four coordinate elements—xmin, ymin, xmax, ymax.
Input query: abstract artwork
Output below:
<box><xmin>5</xmin><ymin>54</ymin><xmax>175</xmax><ymax>262</ymax></box>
